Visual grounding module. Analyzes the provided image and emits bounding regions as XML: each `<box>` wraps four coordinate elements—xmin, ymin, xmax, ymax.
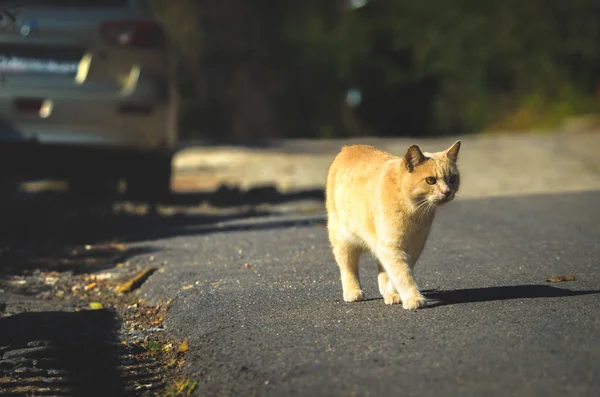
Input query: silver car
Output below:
<box><xmin>0</xmin><ymin>0</ymin><xmax>179</xmax><ymax>197</ymax></box>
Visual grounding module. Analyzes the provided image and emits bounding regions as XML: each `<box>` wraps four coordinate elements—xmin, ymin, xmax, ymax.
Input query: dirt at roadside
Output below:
<box><xmin>0</xmin><ymin>201</ymin><xmax>195</xmax><ymax>397</ymax></box>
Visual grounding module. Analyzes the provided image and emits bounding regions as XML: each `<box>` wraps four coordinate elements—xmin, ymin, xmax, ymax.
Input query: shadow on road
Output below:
<box><xmin>164</xmin><ymin>184</ymin><xmax>324</xmax><ymax>208</ymax></box>
<box><xmin>424</xmin><ymin>284</ymin><xmax>600</xmax><ymax>307</ymax></box>
<box><xmin>0</xmin><ymin>245</ymin><xmax>161</xmax><ymax>278</ymax></box>
<box><xmin>0</xmin><ymin>181</ymin><xmax>324</xmax><ymax>259</ymax></box>
<box><xmin>0</xmin><ymin>184</ymin><xmax>324</xmax><ymax>299</ymax></box>
<box><xmin>131</xmin><ymin>213</ymin><xmax>326</xmax><ymax>241</ymax></box>
<box><xmin>0</xmin><ymin>309</ymin><xmax>162</xmax><ymax>397</ymax></box>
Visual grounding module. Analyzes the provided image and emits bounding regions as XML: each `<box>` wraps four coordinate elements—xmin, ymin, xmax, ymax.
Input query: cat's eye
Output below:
<box><xmin>449</xmin><ymin>175</ymin><xmax>457</xmax><ymax>184</ymax></box>
<box><xmin>425</xmin><ymin>177</ymin><xmax>436</xmax><ymax>185</ymax></box>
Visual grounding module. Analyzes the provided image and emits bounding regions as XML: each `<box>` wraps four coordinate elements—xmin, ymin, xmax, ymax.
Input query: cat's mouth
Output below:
<box><xmin>435</xmin><ymin>194</ymin><xmax>454</xmax><ymax>204</ymax></box>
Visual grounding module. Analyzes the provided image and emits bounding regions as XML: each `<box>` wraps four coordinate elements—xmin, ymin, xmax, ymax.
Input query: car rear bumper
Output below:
<box><xmin>0</xmin><ymin>90</ymin><xmax>177</xmax><ymax>149</ymax></box>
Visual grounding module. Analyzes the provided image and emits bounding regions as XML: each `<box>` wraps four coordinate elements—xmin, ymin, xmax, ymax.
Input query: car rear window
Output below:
<box><xmin>0</xmin><ymin>0</ymin><xmax>130</xmax><ymax>6</ymax></box>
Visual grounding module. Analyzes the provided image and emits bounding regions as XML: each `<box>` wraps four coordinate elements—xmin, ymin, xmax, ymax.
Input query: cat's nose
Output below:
<box><xmin>441</xmin><ymin>187</ymin><xmax>451</xmax><ymax>197</ymax></box>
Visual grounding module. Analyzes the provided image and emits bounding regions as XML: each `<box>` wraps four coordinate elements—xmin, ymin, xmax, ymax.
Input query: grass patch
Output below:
<box><xmin>164</xmin><ymin>377</ymin><xmax>198</xmax><ymax>397</ymax></box>
<box><xmin>148</xmin><ymin>340</ymin><xmax>162</xmax><ymax>351</ymax></box>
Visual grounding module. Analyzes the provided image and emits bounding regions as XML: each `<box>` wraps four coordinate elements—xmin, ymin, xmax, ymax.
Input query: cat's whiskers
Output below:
<box><xmin>424</xmin><ymin>201</ymin><xmax>436</xmax><ymax>223</ymax></box>
<box><xmin>413</xmin><ymin>198</ymin><xmax>435</xmax><ymax>225</ymax></box>
<box><xmin>412</xmin><ymin>198</ymin><xmax>430</xmax><ymax>215</ymax></box>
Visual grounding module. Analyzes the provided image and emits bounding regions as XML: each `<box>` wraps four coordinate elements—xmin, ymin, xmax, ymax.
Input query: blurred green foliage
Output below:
<box><xmin>150</xmin><ymin>0</ymin><xmax>600</xmax><ymax>140</ymax></box>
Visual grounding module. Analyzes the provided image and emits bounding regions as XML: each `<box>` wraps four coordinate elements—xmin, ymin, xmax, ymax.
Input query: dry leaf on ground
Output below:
<box><xmin>109</xmin><ymin>243</ymin><xmax>128</xmax><ymax>251</ymax></box>
<box><xmin>546</xmin><ymin>274</ymin><xmax>576</xmax><ymax>282</ymax></box>
<box><xmin>177</xmin><ymin>339</ymin><xmax>189</xmax><ymax>354</ymax></box>
<box><xmin>85</xmin><ymin>282</ymin><xmax>97</xmax><ymax>290</ymax></box>
<box><xmin>117</xmin><ymin>268</ymin><xmax>157</xmax><ymax>293</ymax></box>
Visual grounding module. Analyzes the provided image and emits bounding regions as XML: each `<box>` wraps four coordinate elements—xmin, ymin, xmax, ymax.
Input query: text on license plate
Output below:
<box><xmin>0</xmin><ymin>56</ymin><xmax>78</xmax><ymax>75</ymax></box>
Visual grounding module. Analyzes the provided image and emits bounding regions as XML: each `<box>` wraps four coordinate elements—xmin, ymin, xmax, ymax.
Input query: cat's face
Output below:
<box><xmin>403</xmin><ymin>141</ymin><xmax>461</xmax><ymax>208</ymax></box>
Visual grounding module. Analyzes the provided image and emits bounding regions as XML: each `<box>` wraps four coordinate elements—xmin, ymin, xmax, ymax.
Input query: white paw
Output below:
<box><xmin>384</xmin><ymin>293</ymin><xmax>401</xmax><ymax>305</ymax></box>
<box><xmin>402</xmin><ymin>294</ymin><xmax>427</xmax><ymax>311</ymax></box>
<box><xmin>344</xmin><ymin>289</ymin><xmax>365</xmax><ymax>302</ymax></box>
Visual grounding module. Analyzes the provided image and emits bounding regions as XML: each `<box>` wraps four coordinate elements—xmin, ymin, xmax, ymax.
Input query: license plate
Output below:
<box><xmin>0</xmin><ymin>55</ymin><xmax>78</xmax><ymax>75</ymax></box>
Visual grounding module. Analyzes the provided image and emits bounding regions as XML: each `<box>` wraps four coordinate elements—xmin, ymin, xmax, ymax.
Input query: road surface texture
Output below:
<box><xmin>135</xmin><ymin>197</ymin><xmax>599</xmax><ymax>396</ymax></box>
<box><xmin>1</xmin><ymin>129</ymin><xmax>599</xmax><ymax>396</ymax></box>
<box><xmin>156</xmin><ymin>129</ymin><xmax>600</xmax><ymax>396</ymax></box>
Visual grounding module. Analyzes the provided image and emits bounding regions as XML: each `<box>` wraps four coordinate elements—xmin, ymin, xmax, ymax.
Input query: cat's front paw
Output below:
<box><xmin>402</xmin><ymin>294</ymin><xmax>427</xmax><ymax>310</ymax></box>
<box><xmin>343</xmin><ymin>289</ymin><xmax>365</xmax><ymax>302</ymax></box>
<box><xmin>384</xmin><ymin>292</ymin><xmax>401</xmax><ymax>305</ymax></box>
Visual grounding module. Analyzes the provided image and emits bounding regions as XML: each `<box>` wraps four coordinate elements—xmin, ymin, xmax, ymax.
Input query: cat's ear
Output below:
<box><xmin>404</xmin><ymin>144</ymin><xmax>426</xmax><ymax>172</ymax></box>
<box><xmin>444</xmin><ymin>140</ymin><xmax>461</xmax><ymax>162</ymax></box>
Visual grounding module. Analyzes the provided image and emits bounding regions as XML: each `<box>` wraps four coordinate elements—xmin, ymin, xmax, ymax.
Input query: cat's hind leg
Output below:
<box><xmin>331</xmin><ymin>238</ymin><xmax>364</xmax><ymax>302</ymax></box>
<box><xmin>377</xmin><ymin>261</ymin><xmax>389</xmax><ymax>296</ymax></box>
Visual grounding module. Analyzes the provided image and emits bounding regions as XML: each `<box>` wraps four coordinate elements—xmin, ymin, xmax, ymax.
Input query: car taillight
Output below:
<box><xmin>14</xmin><ymin>98</ymin><xmax>43</xmax><ymax>114</ymax></box>
<box><xmin>99</xmin><ymin>19</ymin><xmax>165</xmax><ymax>49</ymax></box>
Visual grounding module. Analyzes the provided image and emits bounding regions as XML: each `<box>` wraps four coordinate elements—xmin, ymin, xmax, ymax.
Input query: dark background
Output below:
<box><xmin>151</xmin><ymin>0</ymin><xmax>600</xmax><ymax>142</ymax></box>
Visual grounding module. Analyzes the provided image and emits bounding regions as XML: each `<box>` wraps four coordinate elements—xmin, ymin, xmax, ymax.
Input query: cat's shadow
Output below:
<box><xmin>420</xmin><ymin>284</ymin><xmax>600</xmax><ymax>307</ymax></box>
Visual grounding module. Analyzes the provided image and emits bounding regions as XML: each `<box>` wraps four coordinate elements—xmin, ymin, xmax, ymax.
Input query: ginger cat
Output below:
<box><xmin>325</xmin><ymin>141</ymin><xmax>461</xmax><ymax>310</ymax></box>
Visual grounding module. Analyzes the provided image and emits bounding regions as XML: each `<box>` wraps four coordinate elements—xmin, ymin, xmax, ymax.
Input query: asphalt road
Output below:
<box><xmin>130</xmin><ymin>190</ymin><xmax>600</xmax><ymax>397</ymax></box>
